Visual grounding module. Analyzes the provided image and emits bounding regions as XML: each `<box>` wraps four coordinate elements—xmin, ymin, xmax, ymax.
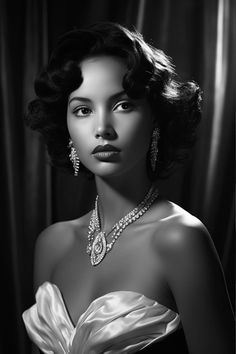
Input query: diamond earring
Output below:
<box><xmin>68</xmin><ymin>139</ymin><xmax>80</xmax><ymax>176</ymax></box>
<box><xmin>150</xmin><ymin>127</ymin><xmax>160</xmax><ymax>172</ymax></box>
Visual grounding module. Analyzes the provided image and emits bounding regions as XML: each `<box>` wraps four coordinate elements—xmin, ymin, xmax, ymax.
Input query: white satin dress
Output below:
<box><xmin>22</xmin><ymin>282</ymin><xmax>180</xmax><ymax>354</ymax></box>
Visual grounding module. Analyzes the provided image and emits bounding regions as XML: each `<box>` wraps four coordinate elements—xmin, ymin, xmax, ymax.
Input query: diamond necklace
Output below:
<box><xmin>86</xmin><ymin>185</ymin><xmax>159</xmax><ymax>266</ymax></box>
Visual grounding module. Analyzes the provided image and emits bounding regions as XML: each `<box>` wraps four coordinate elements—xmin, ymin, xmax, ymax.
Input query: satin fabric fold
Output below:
<box><xmin>22</xmin><ymin>282</ymin><xmax>180</xmax><ymax>354</ymax></box>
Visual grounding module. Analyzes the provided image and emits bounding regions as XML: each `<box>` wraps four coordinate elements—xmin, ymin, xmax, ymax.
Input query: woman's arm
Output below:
<box><xmin>157</xmin><ymin>218</ymin><xmax>234</xmax><ymax>354</ymax></box>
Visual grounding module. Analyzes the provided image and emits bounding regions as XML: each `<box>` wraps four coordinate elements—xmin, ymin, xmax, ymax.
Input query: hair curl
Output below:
<box><xmin>25</xmin><ymin>21</ymin><xmax>202</xmax><ymax>179</ymax></box>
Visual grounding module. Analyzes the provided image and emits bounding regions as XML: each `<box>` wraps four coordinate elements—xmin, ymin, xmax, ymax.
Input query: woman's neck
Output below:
<box><xmin>94</xmin><ymin>167</ymin><xmax>153</xmax><ymax>233</ymax></box>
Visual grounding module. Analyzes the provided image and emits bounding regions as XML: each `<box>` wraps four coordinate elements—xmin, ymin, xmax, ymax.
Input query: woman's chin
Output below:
<box><xmin>87</xmin><ymin>162</ymin><xmax>129</xmax><ymax>179</ymax></box>
<box><xmin>93</xmin><ymin>167</ymin><xmax>123</xmax><ymax>179</ymax></box>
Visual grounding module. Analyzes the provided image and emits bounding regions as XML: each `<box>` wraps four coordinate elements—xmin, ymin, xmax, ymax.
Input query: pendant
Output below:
<box><xmin>90</xmin><ymin>231</ymin><xmax>107</xmax><ymax>266</ymax></box>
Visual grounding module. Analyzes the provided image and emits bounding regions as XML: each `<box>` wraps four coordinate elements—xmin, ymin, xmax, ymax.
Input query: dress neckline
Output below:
<box><xmin>37</xmin><ymin>281</ymin><xmax>179</xmax><ymax>329</ymax></box>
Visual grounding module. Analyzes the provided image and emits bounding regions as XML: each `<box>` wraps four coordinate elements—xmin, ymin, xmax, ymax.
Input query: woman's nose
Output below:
<box><xmin>94</xmin><ymin>112</ymin><xmax>117</xmax><ymax>140</ymax></box>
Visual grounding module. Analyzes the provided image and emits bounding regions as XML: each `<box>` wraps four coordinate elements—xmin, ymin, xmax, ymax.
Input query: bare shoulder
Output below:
<box><xmin>152</xmin><ymin>202</ymin><xmax>234</xmax><ymax>353</ymax></box>
<box><xmin>153</xmin><ymin>201</ymin><xmax>216</xmax><ymax>264</ymax></box>
<box><xmin>152</xmin><ymin>200</ymin><xmax>222</xmax><ymax>285</ymax></box>
<box><xmin>34</xmin><ymin>211</ymin><xmax>91</xmax><ymax>290</ymax></box>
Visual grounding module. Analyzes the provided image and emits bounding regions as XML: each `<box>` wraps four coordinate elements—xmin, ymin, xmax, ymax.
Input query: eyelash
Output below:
<box><xmin>73</xmin><ymin>106</ymin><xmax>92</xmax><ymax>117</ymax></box>
<box><xmin>114</xmin><ymin>101</ymin><xmax>134</xmax><ymax>112</ymax></box>
<box><xmin>72</xmin><ymin>101</ymin><xmax>134</xmax><ymax>117</ymax></box>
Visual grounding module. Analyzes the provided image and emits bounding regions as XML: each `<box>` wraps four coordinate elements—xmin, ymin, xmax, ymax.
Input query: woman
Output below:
<box><xmin>22</xmin><ymin>22</ymin><xmax>234</xmax><ymax>353</ymax></box>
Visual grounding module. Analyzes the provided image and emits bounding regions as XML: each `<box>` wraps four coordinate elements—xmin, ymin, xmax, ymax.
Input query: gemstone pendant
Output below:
<box><xmin>90</xmin><ymin>232</ymin><xmax>107</xmax><ymax>266</ymax></box>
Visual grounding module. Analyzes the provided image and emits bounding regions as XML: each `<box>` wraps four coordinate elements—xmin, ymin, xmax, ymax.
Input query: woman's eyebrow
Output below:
<box><xmin>68</xmin><ymin>90</ymin><xmax>127</xmax><ymax>104</ymax></box>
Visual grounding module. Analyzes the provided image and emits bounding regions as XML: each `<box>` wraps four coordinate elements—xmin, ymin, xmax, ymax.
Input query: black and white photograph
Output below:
<box><xmin>0</xmin><ymin>0</ymin><xmax>235</xmax><ymax>353</ymax></box>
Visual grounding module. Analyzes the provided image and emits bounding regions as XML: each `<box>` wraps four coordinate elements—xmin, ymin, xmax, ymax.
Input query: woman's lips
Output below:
<box><xmin>92</xmin><ymin>144</ymin><xmax>120</xmax><ymax>154</ymax></box>
<box><xmin>91</xmin><ymin>144</ymin><xmax>121</xmax><ymax>161</ymax></box>
<box><xmin>92</xmin><ymin>144</ymin><xmax>121</xmax><ymax>161</ymax></box>
<box><xmin>92</xmin><ymin>150</ymin><xmax>120</xmax><ymax>161</ymax></box>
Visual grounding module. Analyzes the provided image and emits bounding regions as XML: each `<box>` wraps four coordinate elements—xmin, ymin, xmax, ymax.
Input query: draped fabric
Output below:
<box><xmin>0</xmin><ymin>0</ymin><xmax>234</xmax><ymax>353</ymax></box>
<box><xmin>22</xmin><ymin>282</ymin><xmax>180</xmax><ymax>353</ymax></box>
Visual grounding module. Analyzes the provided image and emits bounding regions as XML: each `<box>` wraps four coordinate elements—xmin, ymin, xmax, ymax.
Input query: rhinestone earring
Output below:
<box><xmin>150</xmin><ymin>127</ymin><xmax>160</xmax><ymax>172</ymax></box>
<box><xmin>68</xmin><ymin>139</ymin><xmax>80</xmax><ymax>176</ymax></box>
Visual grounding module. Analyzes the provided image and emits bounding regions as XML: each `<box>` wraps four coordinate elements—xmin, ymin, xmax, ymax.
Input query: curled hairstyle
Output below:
<box><xmin>26</xmin><ymin>22</ymin><xmax>202</xmax><ymax>179</ymax></box>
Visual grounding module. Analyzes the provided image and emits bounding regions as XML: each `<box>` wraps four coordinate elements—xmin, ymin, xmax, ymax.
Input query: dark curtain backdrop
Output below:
<box><xmin>0</xmin><ymin>0</ymin><xmax>234</xmax><ymax>353</ymax></box>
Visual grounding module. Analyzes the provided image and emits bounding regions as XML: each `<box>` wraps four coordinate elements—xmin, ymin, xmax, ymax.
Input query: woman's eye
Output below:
<box><xmin>114</xmin><ymin>101</ymin><xmax>133</xmax><ymax>112</ymax></box>
<box><xmin>73</xmin><ymin>106</ymin><xmax>92</xmax><ymax>117</ymax></box>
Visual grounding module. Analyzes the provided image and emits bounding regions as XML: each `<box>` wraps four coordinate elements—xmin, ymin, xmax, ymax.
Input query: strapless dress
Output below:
<box><xmin>22</xmin><ymin>282</ymin><xmax>181</xmax><ymax>354</ymax></box>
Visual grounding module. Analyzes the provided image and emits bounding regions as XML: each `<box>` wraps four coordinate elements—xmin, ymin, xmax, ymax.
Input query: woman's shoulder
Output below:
<box><xmin>153</xmin><ymin>200</ymin><xmax>212</xmax><ymax>261</ymax></box>
<box><xmin>152</xmin><ymin>201</ymin><xmax>234</xmax><ymax>353</ymax></box>
<box><xmin>34</xmin><ymin>211</ymin><xmax>92</xmax><ymax>290</ymax></box>
<box><xmin>35</xmin><ymin>211</ymin><xmax>92</xmax><ymax>250</ymax></box>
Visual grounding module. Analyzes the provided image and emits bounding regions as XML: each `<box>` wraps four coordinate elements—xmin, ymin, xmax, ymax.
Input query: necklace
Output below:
<box><xmin>86</xmin><ymin>185</ymin><xmax>159</xmax><ymax>266</ymax></box>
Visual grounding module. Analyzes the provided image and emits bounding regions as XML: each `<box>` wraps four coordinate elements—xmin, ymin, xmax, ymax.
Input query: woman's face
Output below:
<box><xmin>67</xmin><ymin>55</ymin><xmax>154</xmax><ymax>179</ymax></box>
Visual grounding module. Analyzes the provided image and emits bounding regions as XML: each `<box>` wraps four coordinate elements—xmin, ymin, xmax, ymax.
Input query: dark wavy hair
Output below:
<box><xmin>25</xmin><ymin>21</ymin><xmax>202</xmax><ymax>179</ymax></box>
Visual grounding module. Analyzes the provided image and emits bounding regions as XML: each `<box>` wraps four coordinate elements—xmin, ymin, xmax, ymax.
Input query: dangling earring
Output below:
<box><xmin>68</xmin><ymin>139</ymin><xmax>80</xmax><ymax>176</ymax></box>
<box><xmin>150</xmin><ymin>127</ymin><xmax>160</xmax><ymax>172</ymax></box>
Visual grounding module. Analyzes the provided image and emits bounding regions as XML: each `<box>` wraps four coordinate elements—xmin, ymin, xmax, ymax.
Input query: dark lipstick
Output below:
<box><xmin>92</xmin><ymin>144</ymin><xmax>121</xmax><ymax>161</ymax></box>
<box><xmin>92</xmin><ymin>144</ymin><xmax>121</xmax><ymax>154</ymax></box>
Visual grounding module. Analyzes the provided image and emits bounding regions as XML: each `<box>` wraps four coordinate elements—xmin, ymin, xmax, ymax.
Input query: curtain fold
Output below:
<box><xmin>190</xmin><ymin>0</ymin><xmax>234</xmax><ymax>264</ymax></box>
<box><xmin>0</xmin><ymin>5</ymin><xmax>25</xmax><ymax>353</ymax></box>
<box><xmin>0</xmin><ymin>1</ymin><xmax>234</xmax><ymax>353</ymax></box>
<box><xmin>1</xmin><ymin>0</ymin><xmax>50</xmax><ymax>353</ymax></box>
